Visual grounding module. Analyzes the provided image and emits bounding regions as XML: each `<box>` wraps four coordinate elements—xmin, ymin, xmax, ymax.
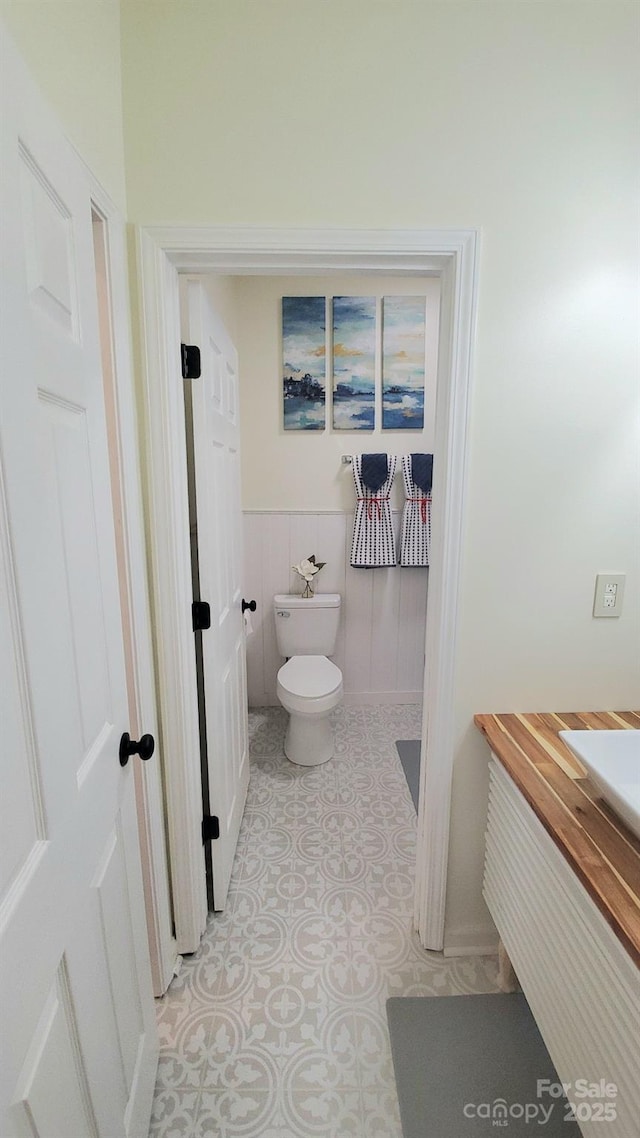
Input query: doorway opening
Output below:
<box><xmin>178</xmin><ymin>269</ymin><xmax>440</xmax><ymax>914</ymax></box>
<box><xmin>135</xmin><ymin>227</ymin><xmax>479</xmax><ymax>960</ymax></box>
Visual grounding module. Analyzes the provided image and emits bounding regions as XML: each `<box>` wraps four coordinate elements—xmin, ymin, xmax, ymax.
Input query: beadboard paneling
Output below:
<box><xmin>243</xmin><ymin>511</ymin><xmax>427</xmax><ymax>706</ymax></box>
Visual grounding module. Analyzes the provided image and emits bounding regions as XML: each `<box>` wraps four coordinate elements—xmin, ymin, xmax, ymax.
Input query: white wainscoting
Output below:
<box><xmin>243</xmin><ymin>511</ymin><xmax>427</xmax><ymax>706</ymax></box>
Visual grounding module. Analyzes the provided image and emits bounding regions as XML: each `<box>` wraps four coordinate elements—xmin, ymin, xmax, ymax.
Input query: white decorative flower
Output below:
<box><xmin>297</xmin><ymin>559</ymin><xmax>319</xmax><ymax>581</ymax></box>
<box><xmin>292</xmin><ymin>554</ymin><xmax>326</xmax><ymax>583</ymax></box>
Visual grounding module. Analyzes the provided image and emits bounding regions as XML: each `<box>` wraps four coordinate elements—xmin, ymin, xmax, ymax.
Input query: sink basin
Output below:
<box><xmin>560</xmin><ymin>729</ymin><xmax>640</xmax><ymax>839</ymax></box>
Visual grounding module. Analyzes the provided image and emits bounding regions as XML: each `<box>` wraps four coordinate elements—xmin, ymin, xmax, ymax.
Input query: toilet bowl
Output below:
<box><xmin>273</xmin><ymin>593</ymin><xmax>343</xmax><ymax>766</ymax></box>
<box><xmin>277</xmin><ymin>655</ymin><xmax>343</xmax><ymax>766</ymax></box>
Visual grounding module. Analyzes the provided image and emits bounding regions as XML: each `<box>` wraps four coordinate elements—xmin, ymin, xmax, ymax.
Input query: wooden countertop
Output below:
<box><xmin>474</xmin><ymin>711</ymin><xmax>640</xmax><ymax>966</ymax></box>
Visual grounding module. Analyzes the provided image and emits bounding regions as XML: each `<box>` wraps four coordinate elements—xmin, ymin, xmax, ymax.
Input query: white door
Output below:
<box><xmin>0</xmin><ymin>28</ymin><xmax>157</xmax><ymax>1138</ymax></box>
<box><xmin>182</xmin><ymin>279</ymin><xmax>250</xmax><ymax>909</ymax></box>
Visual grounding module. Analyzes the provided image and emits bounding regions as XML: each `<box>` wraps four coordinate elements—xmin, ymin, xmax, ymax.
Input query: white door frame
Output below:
<box><xmin>86</xmin><ymin>181</ymin><xmax>176</xmax><ymax>993</ymax></box>
<box><xmin>135</xmin><ymin>225</ymin><xmax>480</xmax><ymax>953</ymax></box>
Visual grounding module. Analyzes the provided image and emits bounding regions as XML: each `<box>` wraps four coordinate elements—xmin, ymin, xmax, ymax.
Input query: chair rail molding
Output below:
<box><xmin>136</xmin><ymin>224</ymin><xmax>480</xmax><ymax>954</ymax></box>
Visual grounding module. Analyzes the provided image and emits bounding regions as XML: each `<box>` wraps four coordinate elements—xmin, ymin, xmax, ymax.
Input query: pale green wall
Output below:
<box><xmin>120</xmin><ymin>1</ymin><xmax>639</xmax><ymax>949</ymax></box>
<box><xmin>1</xmin><ymin>0</ymin><xmax>127</xmax><ymax>212</ymax></box>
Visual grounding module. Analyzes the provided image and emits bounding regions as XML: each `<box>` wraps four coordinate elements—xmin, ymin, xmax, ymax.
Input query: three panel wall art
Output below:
<box><xmin>282</xmin><ymin>296</ymin><xmax>426</xmax><ymax>431</ymax></box>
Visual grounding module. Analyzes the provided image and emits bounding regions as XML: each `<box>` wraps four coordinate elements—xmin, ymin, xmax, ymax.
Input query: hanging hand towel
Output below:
<box><xmin>350</xmin><ymin>453</ymin><xmax>397</xmax><ymax>567</ymax></box>
<box><xmin>360</xmin><ymin>453</ymin><xmax>389</xmax><ymax>494</ymax></box>
<box><xmin>400</xmin><ymin>453</ymin><xmax>432</xmax><ymax>566</ymax></box>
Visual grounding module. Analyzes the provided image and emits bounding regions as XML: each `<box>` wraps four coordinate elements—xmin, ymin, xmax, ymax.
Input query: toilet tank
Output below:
<box><xmin>274</xmin><ymin>594</ymin><xmax>341</xmax><ymax>657</ymax></box>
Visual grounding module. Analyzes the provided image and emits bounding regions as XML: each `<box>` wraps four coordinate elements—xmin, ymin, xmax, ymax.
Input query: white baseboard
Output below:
<box><xmin>344</xmin><ymin>691</ymin><xmax>422</xmax><ymax>706</ymax></box>
<box><xmin>443</xmin><ymin>923</ymin><xmax>499</xmax><ymax>957</ymax></box>
<box><xmin>249</xmin><ymin>691</ymin><xmax>422</xmax><ymax>710</ymax></box>
<box><xmin>248</xmin><ymin>693</ymin><xmax>278</xmax><ymax>708</ymax></box>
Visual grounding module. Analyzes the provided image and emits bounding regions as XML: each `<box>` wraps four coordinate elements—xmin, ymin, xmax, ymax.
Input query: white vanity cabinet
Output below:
<box><xmin>484</xmin><ymin>758</ymin><xmax>640</xmax><ymax>1137</ymax></box>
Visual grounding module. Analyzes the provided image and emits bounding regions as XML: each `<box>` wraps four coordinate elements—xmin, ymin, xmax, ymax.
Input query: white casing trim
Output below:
<box><xmin>415</xmin><ymin>238</ymin><xmax>480</xmax><ymax>950</ymax></box>
<box><xmin>136</xmin><ymin>225</ymin><xmax>480</xmax><ymax>955</ymax></box>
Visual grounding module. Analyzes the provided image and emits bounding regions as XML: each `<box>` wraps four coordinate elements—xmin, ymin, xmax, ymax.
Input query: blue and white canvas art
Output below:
<box><xmin>332</xmin><ymin>296</ymin><xmax>376</xmax><ymax>430</ymax></box>
<box><xmin>382</xmin><ymin>296</ymin><xmax>426</xmax><ymax>430</ymax></box>
<box><xmin>282</xmin><ymin>296</ymin><xmax>326</xmax><ymax>430</ymax></box>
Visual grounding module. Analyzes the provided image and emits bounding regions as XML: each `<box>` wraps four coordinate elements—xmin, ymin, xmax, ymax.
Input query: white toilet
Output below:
<box><xmin>273</xmin><ymin>593</ymin><xmax>343</xmax><ymax>766</ymax></box>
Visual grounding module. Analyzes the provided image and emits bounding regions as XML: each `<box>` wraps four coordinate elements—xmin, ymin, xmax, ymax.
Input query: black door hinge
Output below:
<box><xmin>192</xmin><ymin>600</ymin><xmax>211</xmax><ymax>631</ymax></box>
<box><xmin>202</xmin><ymin>815</ymin><xmax>220</xmax><ymax>842</ymax></box>
<box><xmin>181</xmin><ymin>343</ymin><xmax>201</xmax><ymax>379</ymax></box>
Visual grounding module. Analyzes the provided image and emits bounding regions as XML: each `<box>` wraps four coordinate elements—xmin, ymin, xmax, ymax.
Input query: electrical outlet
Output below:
<box><xmin>593</xmin><ymin>573</ymin><xmax>626</xmax><ymax>618</ymax></box>
<box><xmin>603</xmin><ymin>584</ymin><xmax>617</xmax><ymax>608</ymax></box>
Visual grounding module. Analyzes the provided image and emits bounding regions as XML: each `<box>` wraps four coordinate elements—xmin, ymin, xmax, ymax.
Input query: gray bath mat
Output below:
<box><xmin>386</xmin><ymin>993</ymin><xmax>579</xmax><ymax>1137</ymax></box>
<box><xmin>395</xmin><ymin>739</ymin><xmax>421</xmax><ymax>812</ymax></box>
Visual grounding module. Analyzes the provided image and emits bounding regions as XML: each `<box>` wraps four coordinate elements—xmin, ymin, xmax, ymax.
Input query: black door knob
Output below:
<box><xmin>119</xmin><ymin>732</ymin><xmax>155</xmax><ymax>767</ymax></box>
<box><xmin>242</xmin><ymin>599</ymin><xmax>257</xmax><ymax>613</ymax></box>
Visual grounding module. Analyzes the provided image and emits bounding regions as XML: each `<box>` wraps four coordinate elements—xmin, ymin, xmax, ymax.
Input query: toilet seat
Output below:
<box><xmin>278</xmin><ymin>655</ymin><xmax>342</xmax><ymax>699</ymax></box>
<box><xmin>277</xmin><ymin>656</ymin><xmax>343</xmax><ymax>717</ymax></box>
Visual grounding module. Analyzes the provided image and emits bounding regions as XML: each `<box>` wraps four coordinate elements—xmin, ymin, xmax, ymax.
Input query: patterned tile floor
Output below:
<box><xmin>150</xmin><ymin>704</ymin><xmax>499</xmax><ymax>1138</ymax></box>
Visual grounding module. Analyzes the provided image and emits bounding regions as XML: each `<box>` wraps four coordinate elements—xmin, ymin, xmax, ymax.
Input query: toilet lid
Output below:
<box><xmin>278</xmin><ymin>655</ymin><xmax>342</xmax><ymax>699</ymax></box>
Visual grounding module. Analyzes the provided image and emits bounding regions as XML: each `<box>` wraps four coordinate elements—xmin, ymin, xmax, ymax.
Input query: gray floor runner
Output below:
<box><xmin>386</xmin><ymin>993</ymin><xmax>580</xmax><ymax>1136</ymax></box>
<box><xmin>395</xmin><ymin>739</ymin><xmax>420</xmax><ymax>812</ymax></box>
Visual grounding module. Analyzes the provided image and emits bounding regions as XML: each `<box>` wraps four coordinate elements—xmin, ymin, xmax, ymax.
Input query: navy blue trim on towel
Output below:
<box><xmin>411</xmin><ymin>453</ymin><xmax>433</xmax><ymax>495</ymax></box>
<box><xmin>361</xmin><ymin>453</ymin><xmax>389</xmax><ymax>493</ymax></box>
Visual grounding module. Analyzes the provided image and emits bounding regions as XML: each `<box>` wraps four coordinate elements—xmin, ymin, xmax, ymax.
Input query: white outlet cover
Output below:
<box><xmin>593</xmin><ymin>573</ymin><xmax>626</xmax><ymax>618</ymax></box>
